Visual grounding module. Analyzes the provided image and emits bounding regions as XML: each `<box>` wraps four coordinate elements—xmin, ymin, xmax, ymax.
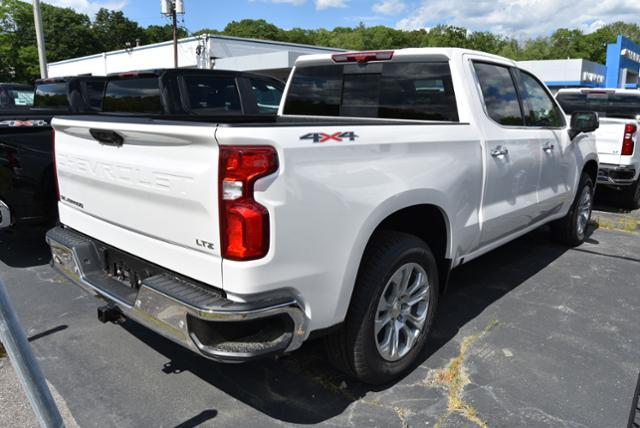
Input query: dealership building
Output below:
<box><xmin>47</xmin><ymin>34</ymin><xmax>343</xmax><ymax>81</ymax></box>
<box><xmin>520</xmin><ymin>35</ymin><xmax>640</xmax><ymax>92</ymax></box>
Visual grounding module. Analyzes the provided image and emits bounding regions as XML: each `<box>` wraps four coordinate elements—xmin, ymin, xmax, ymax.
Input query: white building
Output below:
<box><xmin>47</xmin><ymin>34</ymin><xmax>344</xmax><ymax>81</ymax></box>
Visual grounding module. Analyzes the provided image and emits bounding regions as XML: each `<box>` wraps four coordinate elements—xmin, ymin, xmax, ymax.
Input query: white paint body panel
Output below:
<box><xmin>52</xmin><ymin>48</ymin><xmax>598</xmax><ymax>337</ymax></box>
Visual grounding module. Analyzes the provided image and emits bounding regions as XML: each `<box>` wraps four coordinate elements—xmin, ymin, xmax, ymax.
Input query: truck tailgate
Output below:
<box><xmin>52</xmin><ymin>116</ymin><xmax>222</xmax><ymax>287</ymax></box>
<box><xmin>595</xmin><ymin>118</ymin><xmax>628</xmax><ymax>165</ymax></box>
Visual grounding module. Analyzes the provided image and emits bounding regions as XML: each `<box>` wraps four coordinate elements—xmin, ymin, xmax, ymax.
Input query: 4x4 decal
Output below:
<box><xmin>300</xmin><ymin>131</ymin><xmax>358</xmax><ymax>143</ymax></box>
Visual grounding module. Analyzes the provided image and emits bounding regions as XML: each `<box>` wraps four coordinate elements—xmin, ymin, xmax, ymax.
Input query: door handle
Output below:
<box><xmin>542</xmin><ymin>142</ymin><xmax>555</xmax><ymax>152</ymax></box>
<box><xmin>490</xmin><ymin>146</ymin><xmax>509</xmax><ymax>158</ymax></box>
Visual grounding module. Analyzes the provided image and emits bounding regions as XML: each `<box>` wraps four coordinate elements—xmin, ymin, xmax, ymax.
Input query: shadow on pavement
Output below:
<box><xmin>119</xmin><ymin>226</ymin><xmax>583</xmax><ymax>425</ymax></box>
<box><xmin>594</xmin><ymin>186</ymin><xmax>635</xmax><ymax>214</ymax></box>
<box><xmin>174</xmin><ymin>410</ymin><xmax>218</xmax><ymax>428</ymax></box>
<box><xmin>0</xmin><ymin>226</ymin><xmax>51</xmax><ymax>268</ymax></box>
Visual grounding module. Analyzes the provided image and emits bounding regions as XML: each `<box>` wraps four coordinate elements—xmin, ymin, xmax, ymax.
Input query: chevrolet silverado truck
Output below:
<box><xmin>556</xmin><ymin>88</ymin><xmax>640</xmax><ymax>209</ymax></box>
<box><xmin>0</xmin><ymin>76</ymin><xmax>106</xmax><ymax>229</ymax></box>
<box><xmin>1</xmin><ymin>70</ymin><xmax>283</xmax><ymax>229</ymax></box>
<box><xmin>47</xmin><ymin>48</ymin><xmax>599</xmax><ymax>384</ymax></box>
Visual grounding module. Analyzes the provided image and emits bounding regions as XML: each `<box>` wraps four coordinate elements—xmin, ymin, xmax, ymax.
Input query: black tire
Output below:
<box><xmin>551</xmin><ymin>173</ymin><xmax>594</xmax><ymax>246</ymax></box>
<box><xmin>325</xmin><ymin>231</ymin><xmax>439</xmax><ymax>385</ymax></box>
<box><xmin>622</xmin><ymin>179</ymin><xmax>640</xmax><ymax>210</ymax></box>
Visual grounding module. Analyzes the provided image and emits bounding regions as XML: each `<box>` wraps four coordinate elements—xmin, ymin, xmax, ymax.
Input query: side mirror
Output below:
<box><xmin>569</xmin><ymin>111</ymin><xmax>599</xmax><ymax>140</ymax></box>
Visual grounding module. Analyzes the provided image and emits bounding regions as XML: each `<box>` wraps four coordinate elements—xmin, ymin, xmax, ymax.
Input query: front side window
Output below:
<box><xmin>518</xmin><ymin>71</ymin><xmax>564</xmax><ymax>127</ymax></box>
<box><xmin>250</xmin><ymin>79</ymin><xmax>283</xmax><ymax>114</ymax></box>
<box><xmin>34</xmin><ymin>83</ymin><xmax>68</xmax><ymax>109</ymax></box>
<box><xmin>473</xmin><ymin>62</ymin><xmax>523</xmax><ymax>126</ymax></box>
<box><xmin>182</xmin><ymin>75</ymin><xmax>242</xmax><ymax>115</ymax></box>
<box><xmin>284</xmin><ymin>62</ymin><xmax>459</xmax><ymax>121</ymax></box>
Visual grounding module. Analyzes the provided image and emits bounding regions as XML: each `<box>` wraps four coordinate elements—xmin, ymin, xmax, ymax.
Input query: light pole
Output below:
<box><xmin>32</xmin><ymin>0</ymin><xmax>48</xmax><ymax>78</ymax></box>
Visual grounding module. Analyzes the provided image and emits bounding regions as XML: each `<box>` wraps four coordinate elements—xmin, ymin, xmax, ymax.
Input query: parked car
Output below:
<box><xmin>556</xmin><ymin>88</ymin><xmax>640</xmax><ymax>209</ymax></box>
<box><xmin>0</xmin><ymin>83</ymin><xmax>34</xmax><ymax>110</ymax></box>
<box><xmin>0</xmin><ymin>70</ymin><xmax>284</xmax><ymax>230</ymax></box>
<box><xmin>47</xmin><ymin>48</ymin><xmax>599</xmax><ymax>384</ymax></box>
<box><xmin>0</xmin><ymin>76</ymin><xmax>106</xmax><ymax>229</ymax></box>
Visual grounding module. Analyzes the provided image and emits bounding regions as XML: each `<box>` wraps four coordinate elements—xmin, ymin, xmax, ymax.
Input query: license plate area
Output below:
<box><xmin>102</xmin><ymin>246</ymin><xmax>160</xmax><ymax>290</ymax></box>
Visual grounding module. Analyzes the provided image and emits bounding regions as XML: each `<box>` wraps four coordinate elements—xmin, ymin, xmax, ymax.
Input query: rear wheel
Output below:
<box><xmin>622</xmin><ymin>179</ymin><xmax>640</xmax><ymax>210</ymax></box>
<box><xmin>325</xmin><ymin>231</ymin><xmax>439</xmax><ymax>384</ymax></box>
<box><xmin>551</xmin><ymin>173</ymin><xmax>594</xmax><ymax>246</ymax></box>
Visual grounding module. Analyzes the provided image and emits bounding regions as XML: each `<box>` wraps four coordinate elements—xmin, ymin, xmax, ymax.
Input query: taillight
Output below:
<box><xmin>219</xmin><ymin>146</ymin><xmax>278</xmax><ymax>260</ymax></box>
<box><xmin>52</xmin><ymin>128</ymin><xmax>60</xmax><ymax>201</ymax></box>
<box><xmin>332</xmin><ymin>50</ymin><xmax>394</xmax><ymax>63</ymax></box>
<box><xmin>622</xmin><ymin>123</ymin><xmax>636</xmax><ymax>156</ymax></box>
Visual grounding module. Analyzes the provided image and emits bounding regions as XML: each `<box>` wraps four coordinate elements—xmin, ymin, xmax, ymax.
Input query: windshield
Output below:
<box><xmin>34</xmin><ymin>83</ymin><xmax>68</xmax><ymax>109</ymax></box>
<box><xmin>556</xmin><ymin>92</ymin><xmax>640</xmax><ymax>119</ymax></box>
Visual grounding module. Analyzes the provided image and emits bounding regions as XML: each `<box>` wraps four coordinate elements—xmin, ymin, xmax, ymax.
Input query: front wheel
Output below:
<box><xmin>551</xmin><ymin>173</ymin><xmax>594</xmax><ymax>246</ymax></box>
<box><xmin>325</xmin><ymin>231</ymin><xmax>439</xmax><ymax>384</ymax></box>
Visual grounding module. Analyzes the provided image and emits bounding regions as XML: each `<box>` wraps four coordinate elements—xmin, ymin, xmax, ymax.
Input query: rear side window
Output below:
<box><xmin>284</xmin><ymin>62</ymin><xmax>459</xmax><ymax>121</ymax></box>
<box><xmin>34</xmin><ymin>83</ymin><xmax>68</xmax><ymax>109</ymax></box>
<box><xmin>103</xmin><ymin>77</ymin><xmax>163</xmax><ymax>113</ymax></box>
<box><xmin>250</xmin><ymin>79</ymin><xmax>283</xmax><ymax>114</ymax></box>
<box><xmin>182</xmin><ymin>75</ymin><xmax>241</xmax><ymax>115</ymax></box>
<box><xmin>473</xmin><ymin>62</ymin><xmax>523</xmax><ymax>126</ymax></box>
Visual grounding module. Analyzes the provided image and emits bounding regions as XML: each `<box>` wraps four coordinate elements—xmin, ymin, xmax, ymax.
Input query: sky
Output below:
<box><xmin>41</xmin><ymin>0</ymin><xmax>640</xmax><ymax>39</ymax></box>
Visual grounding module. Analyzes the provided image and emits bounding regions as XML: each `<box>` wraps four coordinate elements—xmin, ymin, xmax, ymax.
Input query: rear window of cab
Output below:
<box><xmin>284</xmin><ymin>62</ymin><xmax>459</xmax><ymax>122</ymax></box>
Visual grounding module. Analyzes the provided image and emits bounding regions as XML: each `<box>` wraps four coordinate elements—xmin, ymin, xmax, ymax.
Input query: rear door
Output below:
<box><xmin>471</xmin><ymin>60</ymin><xmax>542</xmax><ymax>247</ymax></box>
<box><xmin>52</xmin><ymin>116</ymin><xmax>223</xmax><ymax>287</ymax></box>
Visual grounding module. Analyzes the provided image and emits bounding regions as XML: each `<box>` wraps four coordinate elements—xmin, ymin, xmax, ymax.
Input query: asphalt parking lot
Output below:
<box><xmin>1</xmin><ymin>200</ymin><xmax>639</xmax><ymax>427</ymax></box>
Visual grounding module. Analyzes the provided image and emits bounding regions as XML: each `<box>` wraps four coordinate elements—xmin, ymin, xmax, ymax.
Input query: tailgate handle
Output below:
<box><xmin>89</xmin><ymin>129</ymin><xmax>124</xmax><ymax>147</ymax></box>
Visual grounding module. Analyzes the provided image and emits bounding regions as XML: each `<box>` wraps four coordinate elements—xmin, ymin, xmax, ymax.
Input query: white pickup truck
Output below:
<box><xmin>556</xmin><ymin>88</ymin><xmax>640</xmax><ymax>209</ymax></box>
<box><xmin>47</xmin><ymin>49</ymin><xmax>599</xmax><ymax>384</ymax></box>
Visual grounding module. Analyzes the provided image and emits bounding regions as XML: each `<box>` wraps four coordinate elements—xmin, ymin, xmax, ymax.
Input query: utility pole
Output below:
<box><xmin>172</xmin><ymin>5</ymin><xmax>178</xmax><ymax>68</ymax></box>
<box><xmin>32</xmin><ymin>0</ymin><xmax>48</xmax><ymax>78</ymax></box>
<box><xmin>162</xmin><ymin>0</ymin><xmax>184</xmax><ymax>69</ymax></box>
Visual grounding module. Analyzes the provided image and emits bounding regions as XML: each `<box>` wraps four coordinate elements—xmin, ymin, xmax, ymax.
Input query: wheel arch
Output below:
<box><xmin>342</xmin><ymin>191</ymin><xmax>453</xmax><ymax>309</ymax></box>
<box><xmin>582</xmin><ymin>159</ymin><xmax>598</xmax><ymax>186</ymax></box>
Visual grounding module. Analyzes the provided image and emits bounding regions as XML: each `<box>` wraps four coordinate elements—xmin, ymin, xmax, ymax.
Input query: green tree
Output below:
<box><xmin>222</xmin><ymin>19</ymin><xmax>284</xmax><ymax>41</ymax></box>
<box><xmin>0</xmin><ymin>0</ymin><xmax>99</xmax><ymax>82</ymax></box>
<box><xmin>144</xmin><ymin>24</ymin><xmax>188</xmax><ymax>44</ymax></box>
<box><xmin>93</xmin><ymin>8</ymin><xmax>146</xmax><ymax>51</ymax></box>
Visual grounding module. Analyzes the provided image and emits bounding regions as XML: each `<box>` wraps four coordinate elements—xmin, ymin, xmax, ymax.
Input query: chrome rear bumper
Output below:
<box><xmin>46</xmin><ymin>226</ymin><xmax>308</xmax><ymax>362</ymax></box>
<box><xmin>598</xmin><ymin>164</ymin><xmax>637</xmax><ymax>186</ymax></box>
<box><xmin>0</xmin><ymin>200</ymin><xmax>11</xmax><ymax>229</ymax></box>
